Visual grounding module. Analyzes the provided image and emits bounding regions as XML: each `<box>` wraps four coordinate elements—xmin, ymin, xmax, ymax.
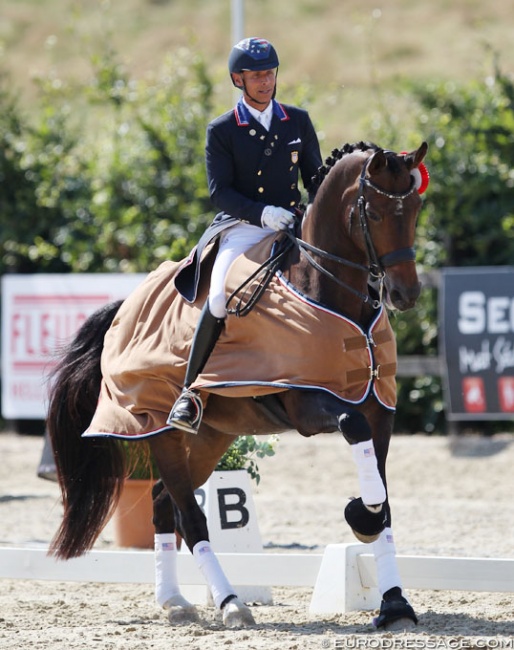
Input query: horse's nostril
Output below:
<box><xmin>390</xmin><ymin>285</ymin><xmax>420</xmax><ymax>311</ymax></box>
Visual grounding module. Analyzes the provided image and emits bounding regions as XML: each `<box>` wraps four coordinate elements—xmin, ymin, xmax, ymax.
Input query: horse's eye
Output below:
<box><xmin>367</xmin><ymin>209</ymin><xmax>382</xmax><ymax>223</ymax></box>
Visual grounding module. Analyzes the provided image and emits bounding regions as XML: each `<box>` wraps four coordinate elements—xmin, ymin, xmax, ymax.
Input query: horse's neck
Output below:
<box><xmin>288</xmin><ymin>199</ymin><xmax>374</xmax><ymax>325</ymax></box>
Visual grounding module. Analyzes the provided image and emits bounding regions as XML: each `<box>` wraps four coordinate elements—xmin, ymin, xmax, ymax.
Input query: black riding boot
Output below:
<box><xmin>167</xmin><ymin>302</ymin><xmax>225</xmax><ymax>433</ymax></box>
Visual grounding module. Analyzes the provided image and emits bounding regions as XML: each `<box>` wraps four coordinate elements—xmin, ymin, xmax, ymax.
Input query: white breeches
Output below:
<box><xmin>208</xmin><ymin>222</ymin><xmax>274</xmax><ymax>319</ymax></box>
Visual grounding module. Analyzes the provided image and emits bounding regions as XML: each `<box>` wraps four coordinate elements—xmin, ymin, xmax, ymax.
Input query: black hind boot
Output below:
<box><xmin>167</xmin><ymin>302</ymin><xmax>225</xmax><ymax>433</ymax></box>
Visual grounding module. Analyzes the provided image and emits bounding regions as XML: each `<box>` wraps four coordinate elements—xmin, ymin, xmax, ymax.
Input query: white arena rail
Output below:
<box><xmin>1</xmin><ymin>544</ymin><xmax>513</xmax><ymax>614</ymax></box>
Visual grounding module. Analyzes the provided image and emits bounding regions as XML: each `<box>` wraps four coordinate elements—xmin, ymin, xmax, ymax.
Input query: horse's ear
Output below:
<box><xmin>366</xmin><ymin>149</ymin><xmax>387</xmax><ymax>176</ymax></box>
<box><xmin>402</xmin><ymin>142</ymin><xmax>428</xmax><ymax>170</ymax></box>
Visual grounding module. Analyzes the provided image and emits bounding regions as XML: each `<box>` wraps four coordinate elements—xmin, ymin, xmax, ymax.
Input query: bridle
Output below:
<box><xmin>226</xmin><ymin>153</ymin><xmax>419</xmax><ymax>315</ymax></box>
<box><xmin>287</xmin><ymin>154</ymin><xmax>418</xmax><ymax>308</ymax></box>
<box><xmin>355</xmin><ymin>154</ymin><xmax>419</xmax><ymax>303</ymax></box>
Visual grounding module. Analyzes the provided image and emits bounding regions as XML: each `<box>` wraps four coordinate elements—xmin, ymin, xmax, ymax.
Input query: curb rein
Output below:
<box><xmin>226</xmin><ymin>154</ymin><xmax>418</xmax><ymax>316</ymax></box>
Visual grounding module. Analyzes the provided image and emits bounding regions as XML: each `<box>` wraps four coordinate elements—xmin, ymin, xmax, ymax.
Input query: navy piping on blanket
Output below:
<box><xmin>82</xmin><ymin>376</ymin><xmax>395</xmax><ymax>441</ymax></box>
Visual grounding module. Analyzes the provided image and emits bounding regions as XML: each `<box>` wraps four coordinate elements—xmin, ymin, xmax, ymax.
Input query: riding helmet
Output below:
<box><xmin>228</xmin><ymin>37</ymin><xmax>279</xmax><ymax>75</ymax></box>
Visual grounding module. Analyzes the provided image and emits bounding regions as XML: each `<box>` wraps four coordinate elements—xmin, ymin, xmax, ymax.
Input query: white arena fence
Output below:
<box><xmin>1</xmin><ymin>543</ymin><xmax>513</xmax><ymax>614</ymax></box>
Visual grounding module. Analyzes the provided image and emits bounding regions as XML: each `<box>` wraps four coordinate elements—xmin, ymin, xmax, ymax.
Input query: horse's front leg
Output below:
<box><xmin>282</xmin><ymin>390</ymin><xmax>417</xmax><ymax>628</ymax></box>
<box><xmin>339</xmin><ymin>405</ymin><xmax>389</xmax><ymax>543</ymax></box>
<box><xmin>367</xmin><ymin>404</ymin><xmax>418</xmax><ymax>630</ymax></box>
<box><xmin>149</xmin><ymin>429</ymin><xmax>255</xmax><ymax>627</ymax></box>
<box><xmin>281</xmin><ymin>390</ymin><xmax>388</xmax><ymax>541</ymax></box>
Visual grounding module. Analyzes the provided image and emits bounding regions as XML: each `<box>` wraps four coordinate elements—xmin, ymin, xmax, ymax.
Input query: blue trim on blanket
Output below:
<box><xmin>82</xmin><ymin>424</ymin><xmax>176</xmax><ymax>441</ymax></box>
<box><xmin>82</xmin><ymin>378</ymin><xmax>396</xmax><ymax>440</ymax></box>
<box><xmin>196</xmin><ymin>380</ymin><xmax>396</xmax><ymax>413</ymax></box>
<box><xmin>275</xmin><ymin>266</ymin><xmax>385</xmax><ymax>336</ymax></box>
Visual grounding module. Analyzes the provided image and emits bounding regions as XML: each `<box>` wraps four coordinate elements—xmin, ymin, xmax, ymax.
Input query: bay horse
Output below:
<box><xmin>47</xmin><ymin>141</ymin><xmax>428</xmax><ymax>630</ymax></box>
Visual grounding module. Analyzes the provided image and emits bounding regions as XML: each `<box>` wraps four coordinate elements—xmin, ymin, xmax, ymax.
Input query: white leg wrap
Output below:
<box><xmin>193</xmin><ymin>541</ymin><xmax>235</xmax><ymax>609</ymax></box>
<box><xmin>372</xmin><ymin>527</ymin><xmax>403</xmax><ymax>595</ymax></box>
<box><xmin>154</xmin><ymin>533</ymin><xmax>181</xmax><ymax>607</ymax></box>
<box><xmin>351</xmin><ymin>440</ymin><xmax>387</xmax><ymax>505</ymax></box>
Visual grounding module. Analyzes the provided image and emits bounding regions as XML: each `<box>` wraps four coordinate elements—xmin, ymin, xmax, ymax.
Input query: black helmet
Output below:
<box><xmin>228</xmin><ymin>37</ymin><xmax>279</xmax><ymax>75</ymax></box>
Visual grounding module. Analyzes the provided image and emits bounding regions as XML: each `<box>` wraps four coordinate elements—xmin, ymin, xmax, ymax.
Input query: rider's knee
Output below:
<box><xmin>208</xmin><ymin>294</ymin><xmax>227</xmax><ymax>319</ymax></box>
<box><xmin>338</xmin><ymin>410</ymin><xmax>371</xmax><ymax>444</ymax></box>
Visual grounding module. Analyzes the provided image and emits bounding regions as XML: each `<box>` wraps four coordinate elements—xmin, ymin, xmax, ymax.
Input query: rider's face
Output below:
<box><xmin>232</xmin><ymin>69</ymin><xmax>277</xmax><ymax>110</ymax></box>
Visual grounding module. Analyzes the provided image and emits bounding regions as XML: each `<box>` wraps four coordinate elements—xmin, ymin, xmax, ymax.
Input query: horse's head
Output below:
<box><xmin>356</xmin><ymin>142</ymin><xmax>428</xmax><ymax>311</ymax></box>
<box><xmin>298</xmin><ymin>141</ymin><xmax>428</xmax><ymax>317</ymax></box>
<box><xmin>311</xmin><ymin>142</ymin><xmax>427</xmax><ymax>312</ymax></box>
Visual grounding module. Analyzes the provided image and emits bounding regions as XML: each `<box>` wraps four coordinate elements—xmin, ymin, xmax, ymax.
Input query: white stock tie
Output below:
<box><xmin>258</xmin><ymin>112</ymin><xmax>269</xmax><ymax>131</ymax></box>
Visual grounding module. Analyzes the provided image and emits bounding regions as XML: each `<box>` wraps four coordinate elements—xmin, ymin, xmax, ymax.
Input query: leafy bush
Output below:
<box><xmin>0</xmin><ymin>47</ymin><xmax>213</xmax><ymax>275</ymax></box>
<box><xmin>120</xmin><ymin>440</ymin><xmax>160</xmax><ymax>480</ymax></box>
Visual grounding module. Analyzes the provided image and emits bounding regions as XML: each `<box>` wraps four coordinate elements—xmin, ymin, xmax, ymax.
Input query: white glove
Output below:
<box><xmin>261</xmin><ymin>206</ymin><xmax>295</xmax><ymax>231</ymax></box>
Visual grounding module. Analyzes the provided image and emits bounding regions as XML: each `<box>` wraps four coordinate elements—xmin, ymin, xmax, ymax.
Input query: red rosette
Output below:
<box><xmin>400</xmin><ymin>151</ymin><xmax>430</xmax><ymax>194</ymax></box>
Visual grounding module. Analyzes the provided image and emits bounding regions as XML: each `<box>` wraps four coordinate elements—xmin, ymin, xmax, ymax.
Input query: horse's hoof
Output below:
<box><xmin>352</xmin><ymin>529</ymin><xmax>382</xmax><ymax>544</ymax></box>
<box><xmin>373</xmin><ymin>587</ymin><xmax>418</xmax><ymax>630</ymax></box>
<box><xmin>222</xmin><ymin>597</ymin><xmax>256</xmax><ymax>627</ymax></box>
<box><xmin>163</xmin><ymin>594</ymin><xmax>200</xmax><ymax>625</ymax></box>
<box><xmin>344</xmin><ymin>497</ymin><xmax>387</xmax><ymax>543</ymax></box>
<box><xmin>382</xmin><ymin>617</ymin><xmax>417</xmax><ymax>632</ymax></box>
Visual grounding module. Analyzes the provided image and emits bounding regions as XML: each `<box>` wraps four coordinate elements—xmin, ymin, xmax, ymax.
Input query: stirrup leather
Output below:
<box><xmin>166</xmin><ymin>389</ymin><xmax>203</xmax><ymax>434</ymax></box>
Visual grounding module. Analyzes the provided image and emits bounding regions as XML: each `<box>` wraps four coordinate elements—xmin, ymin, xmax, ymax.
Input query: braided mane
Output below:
<box><xmin>311</xmin><ymin>141</ymin><xmax>380</xmax><ymax>192</ymax></box>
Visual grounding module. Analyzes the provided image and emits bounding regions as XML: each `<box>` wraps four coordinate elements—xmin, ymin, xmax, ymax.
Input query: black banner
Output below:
<box><xmin>440</xmin><ymin>267</ymin><xmax>514</xmax><ymax>420</ymax></box>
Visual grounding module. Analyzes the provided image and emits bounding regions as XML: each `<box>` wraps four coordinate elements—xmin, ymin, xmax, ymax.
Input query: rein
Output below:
<box><xmin>226</xmin><ymin>229</ymin><xmax>377</xmax><ymax>315</ymax></box>
<box><xmin>225</xmin><ymin>237</ymin><xmax>294</xmax><ymax>316</ymax></box>
<box><xmin>283</xmin><ymin>230</ymin><xmax>378</xmax><ymax>306</ymax></box>
<box><xmin>226</xmin><ymin>153</ymin><xmax>418</xmax><ymax>316</ymax></box>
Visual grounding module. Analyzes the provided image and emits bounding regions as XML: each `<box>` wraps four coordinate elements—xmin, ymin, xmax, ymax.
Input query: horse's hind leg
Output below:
<box><xmin>151</xmin><ymin>480</ymin><xmax>200</xmax><ymax>624</ymax></box>
<box><xmin>149</xmin><ymin>429</ymin><xmax>255</xmax><ymax>627</ymax></box>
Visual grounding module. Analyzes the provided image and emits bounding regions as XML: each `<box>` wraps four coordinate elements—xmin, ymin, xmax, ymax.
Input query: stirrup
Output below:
<box><xmin>166</xmin><ymin>389</ymin><xmax>203</xmax><ymax>434</ymax></box>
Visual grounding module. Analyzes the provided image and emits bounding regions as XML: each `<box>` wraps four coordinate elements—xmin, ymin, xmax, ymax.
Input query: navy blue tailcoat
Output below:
<box><xmin>175</xmin><ymin>98</ymin><xmax>323</xmax><ymax>302</ymax></box>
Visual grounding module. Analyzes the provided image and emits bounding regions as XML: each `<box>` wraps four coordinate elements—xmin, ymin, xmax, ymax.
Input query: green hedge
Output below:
<box><xmin>0</xmin><ymin>48</ymin><xmax>213</xmax><ymax>275</ymax></box>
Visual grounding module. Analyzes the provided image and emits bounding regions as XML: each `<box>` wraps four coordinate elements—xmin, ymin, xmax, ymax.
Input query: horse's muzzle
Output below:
<box><xmin>386</xmin><ymin>279</ymin><xmax>421</xmax><ymax>312</ymax></box>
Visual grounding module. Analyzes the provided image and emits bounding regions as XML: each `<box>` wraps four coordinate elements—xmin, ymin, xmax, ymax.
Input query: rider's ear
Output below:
<box><xmin>231</xmin><ymin>73</ymin><xmax>244</xmax><ymax>88</ymax></box>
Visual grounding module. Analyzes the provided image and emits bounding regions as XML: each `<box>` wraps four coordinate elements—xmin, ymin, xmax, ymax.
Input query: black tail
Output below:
<box><xmin>47</xmin><ymin>300</ymin><xmax>125</xmax><ymax>559</ymax></box>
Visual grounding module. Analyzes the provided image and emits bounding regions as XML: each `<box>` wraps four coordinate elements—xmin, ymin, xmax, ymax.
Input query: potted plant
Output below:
<box><xmin>215</xmin><ymin>434</ymin><xmax>279</xmax><ymax>484</ymax></box>
<box><xmin>112</xmin><ymin>440</ymin><xmax>160</xmax><ymax>549</ymax></box>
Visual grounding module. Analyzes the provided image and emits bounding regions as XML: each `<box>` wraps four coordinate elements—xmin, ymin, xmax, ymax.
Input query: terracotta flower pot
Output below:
<box><xmin>113</xmin><ymin>479</ymin><xmax>155</xmax><ymax>549</ymax></box>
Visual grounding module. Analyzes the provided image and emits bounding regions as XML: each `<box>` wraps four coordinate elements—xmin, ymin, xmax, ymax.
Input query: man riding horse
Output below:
<box><xmin>168</xmin><ymin>36</ymin><xmax>323</xmax><ymax>434</ymax></box>
<box><xmin>47</xmin><ymin>33</ymin><xmax>429</xmax><ymax>630</ymax></box>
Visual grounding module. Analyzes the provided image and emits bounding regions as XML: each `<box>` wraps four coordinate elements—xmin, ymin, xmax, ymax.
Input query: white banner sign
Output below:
<box><xmin>1</xmin><ymin>274</ymin><xmax>145</xmax><ymax>419</ymax></box>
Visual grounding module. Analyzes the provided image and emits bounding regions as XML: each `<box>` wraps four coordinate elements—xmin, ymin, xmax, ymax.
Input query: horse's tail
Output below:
<box><xmin>47</xmin><ymin>300</ymin><xmax>125</xmax><ymax>559</ymax></box>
